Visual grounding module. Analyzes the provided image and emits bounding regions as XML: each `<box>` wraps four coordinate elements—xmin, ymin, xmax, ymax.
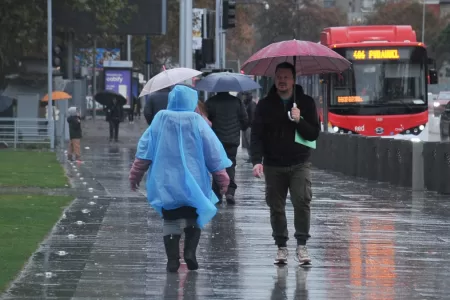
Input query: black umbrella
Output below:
<box><xmin>94</xmin><ymin>90</ymin><xmax>127</xmax><ymax>107</ymax></box>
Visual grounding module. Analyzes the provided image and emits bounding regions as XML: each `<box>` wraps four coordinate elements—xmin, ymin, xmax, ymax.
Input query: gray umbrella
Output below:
<box><xmin>194</xmin><ymin>72</ymin><xmax>261</xmax><ymax>92</ymax></box>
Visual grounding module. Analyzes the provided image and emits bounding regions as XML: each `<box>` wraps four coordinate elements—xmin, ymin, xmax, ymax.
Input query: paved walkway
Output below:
<box><xmin>1</xmin><ymin>118</ymin><xmax>450</xmax><ymax>299</ymax></box>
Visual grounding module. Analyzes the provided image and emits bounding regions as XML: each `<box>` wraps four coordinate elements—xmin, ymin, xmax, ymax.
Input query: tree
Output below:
<box><xmin>226</xmin><ymin>4</ymin><xmax>256</xmax><ymax>66</ymax></box>
<box><xmin>254</xmin><ymin>0</ymin><xmax>346</xmax><ymax>51</ymax></box>
<box><xmin>130</xmin><ymin>0</ymin><xmax>216</xmax><ymax>72</ymax></box>
<box><xmin>365</xmin><ymin>0</ymin><xmax>443</xmax><ymax>50</ymax></box>
<box><xmin>431</xmin><ymin>23</ymin><xmax>450</xmax><ymax>68</ymax></box>
<box><xmin>0</xmin><ymin>0</ymin><xmax>134</xmax><ymax>83</ymax></box>
<box><xmin>130</xmin><ymin>0</ymin><xmax>179</xmax><ymax>72</ymax></box>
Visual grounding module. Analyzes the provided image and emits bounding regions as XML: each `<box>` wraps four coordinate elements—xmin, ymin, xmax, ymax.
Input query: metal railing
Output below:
<box><xmin>311</xmin><ymin>133</ymin><xmax>450</xmax><ymax>194</ymax></box>
<box><xmin>0</xmin><ymin>118</ymin><xmax>53</xmax><ymax>149</ymax></box>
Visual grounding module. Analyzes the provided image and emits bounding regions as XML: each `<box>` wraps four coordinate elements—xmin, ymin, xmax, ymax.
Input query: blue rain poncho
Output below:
<box><xmin>136</xmin><ymin>85</ymin><xmax>232</xmax><ymax>228</ymax></box>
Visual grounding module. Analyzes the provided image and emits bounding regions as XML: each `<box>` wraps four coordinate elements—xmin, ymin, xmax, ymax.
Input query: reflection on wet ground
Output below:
<box><xmin>2</xmin><ymin>121</ymin><xmax>450</xmax><ymax>299</ymax></box>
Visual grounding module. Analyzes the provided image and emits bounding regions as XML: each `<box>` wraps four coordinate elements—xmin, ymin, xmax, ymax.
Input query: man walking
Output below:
<box><xmin>206</xmin><ymin>92</ymin><xmax>249</xmax><ymax>205</ymax></box>
<box><xmin>105</xmin><ymin>97</ymin><xmax>124</xmax><ymax>142</ymax></box>
<box><xmin>251</xmin><ymin>62</ymin><xmax>320</xmax><ymax>265</ymax></box>
<box><xmin>241</xmin><ymin>91</ymin><xmax>256</xmax><ymax>163</ymax></box>
<box><xmin>144</xmin><ymin>87</ymin><xmax>171</xmax><ymax>125</ymax></box>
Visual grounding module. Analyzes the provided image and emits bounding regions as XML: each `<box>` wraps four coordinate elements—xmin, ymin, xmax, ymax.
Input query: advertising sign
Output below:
<box><xmin>193</xmin><ymin>8</ymin><xmax>204</xmax><ymax>50</ymax></box>
<box><xmin>104</xmin><ymin>69</ymin><xmax>132</xmax><ymax>107</ymax></box>
<box><xmin>74</xmin><ymin>48</ymin><xmax>120</xmax><ymax>74</ymax></box>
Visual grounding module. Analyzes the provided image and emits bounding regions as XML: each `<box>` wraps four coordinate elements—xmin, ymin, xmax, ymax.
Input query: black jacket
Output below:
<box><xmin>67</xmin><ymin>116</ymin><xmax>82</xmax><ymax>139</ymax></box>
<box><xmin>251</xmin><ymin>85</ymin><xmax>320</xmax><ymax>167</ymax></box>
<box><xmin>206</xmin><ymin>92</ymin><xmax>249</xmax><ymax>146</ymax></box>
<box><xmin>105</xmin><ymin>104</ymin><xmax>124</xmax><ymax>123</ymax></box>
<box><xmin>144</xmin><ymin>88</ymin><xmax>170</xmax><ymax>125</ymax></box>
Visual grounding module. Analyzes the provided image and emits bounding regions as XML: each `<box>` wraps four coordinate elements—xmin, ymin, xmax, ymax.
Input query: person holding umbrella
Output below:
<box><xmin>241</xmin><ymin>39</ymin><xmax>351</xmax><ymax>266</ymax></box>
<box><xmin>196</xmin><ymin>72</ymin><xmax>259</xmax><ymax>205</ymax></box>
<box><xmin>105</xmin><ymin>97</ymin><xmax>124</xmax><ymax>142</ymax></box>
<box><xmin>95</xmin><ymin>90</ymin><xmax>126</xmax><ymax>142</ymax></box>
<box><xmin>251</xmin><ymin>62</ymin><xmax>320</xmax><ymax>266</ymax></box>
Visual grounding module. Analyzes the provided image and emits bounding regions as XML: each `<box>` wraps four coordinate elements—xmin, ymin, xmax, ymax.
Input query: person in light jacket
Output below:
<box><xmin>129</xmin><ymin>85</ymin><xmax>231</xmax><ymax>273</ymax></box>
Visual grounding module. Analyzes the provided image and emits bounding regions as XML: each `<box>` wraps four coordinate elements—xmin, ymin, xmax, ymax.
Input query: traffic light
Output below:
<box><xmin>202</xmin><ymin>38</ymin><xmax>215</xmax><ymax>64</ymax></box>
<box><xmin>195</xmin><ymin>50</ymin><xmax>206</xmax><ymax>71</ymax></box>
<box><xmin>222</xmin><ymin>0</ymin><xmax>236</xmax><ymax>29</ymax></box>
<box><xmin>52</xmin><ymin>44</ymin><xmax>63</xmax><ymax>68</ymax></box>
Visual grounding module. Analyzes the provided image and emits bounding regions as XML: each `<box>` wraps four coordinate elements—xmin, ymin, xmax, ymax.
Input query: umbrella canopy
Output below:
<box><xmin>241</xmin><ymin>40</ymin><xmax>351</xmax><ymax>76</ymax></box>
<box><xmin>41</xmin><ymin>91</ymin><xmax>72</xmax><ymax>102</ymax></box>
<box><xmin>139</xmin><ymin>67</ymin><xmax>202</xmax><ymax>97</ymax></box>
<box><xmin>0</xmin><ymin>95</ymin><xmax>13</xmax><ymax>113</ymax></box>
<box><xmin>194</xmin><ymin>72</ymin><xmax>261</xmax><ymax>93</ymax></box>
<box><xmin>94</xmin><ymin>90</ymin><xmax>127</xmax><ymax>107</ymax></box>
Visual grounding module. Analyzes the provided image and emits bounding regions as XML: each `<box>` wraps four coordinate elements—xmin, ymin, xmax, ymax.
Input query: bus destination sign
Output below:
<box><xmin>337</xmin><ymin>96</ymin><xmax>364</xmax><ymax>103</ymax></box>
<box><xmin>348</xmin><ymin>49</ymin><xmax>408</xmax><ymax>60</ymax></box>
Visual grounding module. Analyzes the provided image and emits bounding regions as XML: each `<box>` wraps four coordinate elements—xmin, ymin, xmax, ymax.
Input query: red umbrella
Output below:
<box><xmin>241</xmin><ymin>40</ymin><xmax>351</xmax><ymax>76</ymax></box>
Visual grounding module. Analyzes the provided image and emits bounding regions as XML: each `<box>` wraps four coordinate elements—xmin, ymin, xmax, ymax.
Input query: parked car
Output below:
<box><xmin>439</xmin><ymin>102</ymin><xmax>450</xmax><ymax>139</ymax></box>
<box><xmin>434</xmin><ymin>91</ymin><xmax>450</xmax><ymax>117</ymax></box>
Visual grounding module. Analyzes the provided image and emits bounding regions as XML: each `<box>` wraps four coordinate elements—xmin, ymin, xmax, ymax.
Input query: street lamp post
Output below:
<box><xmin>215</xmin><ymin>0</ymin><xmax>222</xmax><ymax>68</ymax></box>
<box><xmin>422</xmin><ymin>0</ymin><xmax>426</xmax><ymax>42</ymax></box>
<box><xmin>47</xmin><ymin>0</ymin><xmax>54</xmax><ymax>149</ymax></box>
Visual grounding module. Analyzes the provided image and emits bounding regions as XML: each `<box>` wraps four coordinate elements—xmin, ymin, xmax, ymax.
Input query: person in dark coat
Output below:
<box><xmin>127</xmin><ymin>96</ymin><xmax>135</xmax><ymax>123</ymax></box>
<box><xmin>251</xmin><ymin>62</ymin><xmax>320</xmax><ymax>266</ymax></box>
<box><xmin>144</xmin><ymin>87</ymin><xmax>171</xmax><ymax>125</ymax></box>
<box><xmin>67</xmin><ymin>106</ymin><xmax>82</xmax><ymax>161</ymax></box>
<box><xmin>105</xmin><ymin>97</ymin><xmax>124</xmax><ymax>142</ymax></box>
<box><xmin>241</xmin><ymin>91</ymin><xmax>256</xmax><ymax>162</ymax></box>
<box><xmin>205</xmin><ymin>92</ymin><xmax>250</xmax><ymax>205</ymax></box>
<box><xmin>134</xmin><ymin>96</ymin><xmax>142</xmax><ymax>120</ymax></box>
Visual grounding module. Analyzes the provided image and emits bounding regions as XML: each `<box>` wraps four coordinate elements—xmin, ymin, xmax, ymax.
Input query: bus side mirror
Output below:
<box><xmin>429</xmin><ymin>69</ymin><xmax>438</xmax><ymax>84</ymax></box>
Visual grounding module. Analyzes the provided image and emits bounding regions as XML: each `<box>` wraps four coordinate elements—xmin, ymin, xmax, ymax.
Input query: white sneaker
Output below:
<box><xmin>274</xmin><ymin>247</ymin><xmax>288</xmax><ymax>264</ymax></box>
<box><xmin>296</xmin><ymin>245</ymin><xmax>311</xmax><ymax>265</ymax></box>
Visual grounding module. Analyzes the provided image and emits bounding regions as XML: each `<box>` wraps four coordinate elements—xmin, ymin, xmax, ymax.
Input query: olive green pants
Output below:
<box><xmin>263</xmin><ymin>162</ymin><xmax>312</xmax><ymax>246</ymax></box>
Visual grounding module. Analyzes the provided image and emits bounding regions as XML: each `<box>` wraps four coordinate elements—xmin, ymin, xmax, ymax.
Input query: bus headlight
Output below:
<box><xmin>434</xmin><ymin>102</ymin><xmax>440</xmax><ymax>107</ymax></box>
<box><xmin>333</xmin><ymin>126</ymin><xmax>339</xmax><ymax>132</ymax></box>
<box><xmin>419</xmin><ymin>125</ymin><xmax>425</xmax><ymax>131</ymax></box>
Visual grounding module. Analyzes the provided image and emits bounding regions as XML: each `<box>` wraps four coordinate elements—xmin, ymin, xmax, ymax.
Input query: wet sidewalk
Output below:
<box><xmin>2</xmin><ymin>118</ymin><xmax>450</xmax><ymax>299</ymax></box>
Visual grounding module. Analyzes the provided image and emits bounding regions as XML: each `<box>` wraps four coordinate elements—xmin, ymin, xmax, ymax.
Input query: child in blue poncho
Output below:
<box><xmin>129</xmin><ymin>85</ymin><xmax>231</xmax><ymax>272</ymax></box>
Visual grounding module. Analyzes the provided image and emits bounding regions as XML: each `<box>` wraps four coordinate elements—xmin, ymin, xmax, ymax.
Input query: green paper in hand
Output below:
<box><xmin>295</xmin><ymin>131</ymin><xmax>316</xmax><ymax>149</ymax></box>
<box><xmin>294</xmin><ymin>117</ymin><xmax>316</xmax><ymax>149</ymax></box>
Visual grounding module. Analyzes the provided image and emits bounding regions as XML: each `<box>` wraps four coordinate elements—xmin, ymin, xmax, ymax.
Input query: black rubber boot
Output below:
<box><xmin>163</xmin><ymin>234</ymin><xmax>181</xmax><ymax>272</ymax></box>
<box><xmin>184</xmin><ymin>226</ymin><xmax>201</xmax><ymax>270</ymax></box>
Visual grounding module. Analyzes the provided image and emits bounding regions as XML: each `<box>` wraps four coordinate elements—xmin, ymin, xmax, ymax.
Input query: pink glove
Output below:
<box><xmin>212</xmin><ymin>169</ymin><xmax>230</xmax><ymax>195</ymax></box>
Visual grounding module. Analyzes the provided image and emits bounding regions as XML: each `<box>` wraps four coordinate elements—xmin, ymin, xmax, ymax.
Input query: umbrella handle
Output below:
<box><xmin>287</xmin><ymin>103</ymin><xmax>297</xmax><ymax>121</ymax></box>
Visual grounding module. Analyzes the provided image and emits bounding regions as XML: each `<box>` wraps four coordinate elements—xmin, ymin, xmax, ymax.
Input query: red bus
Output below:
<box><xmin>312</xmin><ymin>25</ymin><xmax>437</xmax><ymax>136</ymax></box>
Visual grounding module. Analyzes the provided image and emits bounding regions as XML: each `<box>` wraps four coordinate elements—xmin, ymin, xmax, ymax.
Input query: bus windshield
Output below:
<box><xmin>331</xmin><ymin>47</ymin><xmax>427</xmax><ymax>107</ymax></box>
